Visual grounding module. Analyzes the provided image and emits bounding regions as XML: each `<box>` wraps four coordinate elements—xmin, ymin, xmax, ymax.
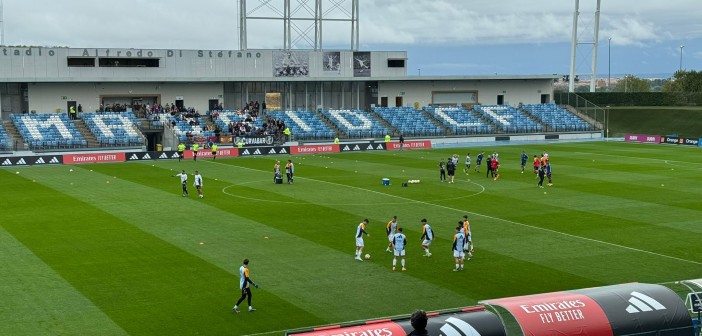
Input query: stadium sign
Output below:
<box><xmin>234</xmin><ymin>135</ymin><xmax>275</xmax><ymax>146</ymax></box>
<box><xmin>339</xmin><ymin>142</ymin><xmax>386</xmax><ymax>152</ymax></box>
<box><xmin>573</xmin><ymin>283</ymin><xmax>694</xmax><ymax>335</ymax></box>
<box><xmin>77</xmin><ymin>48</ymin><xmax>263</xmax><ymax>59</ymax></box>
<box><xmin>484</xmin><ymin>292</ymin><xmax>613</xmax><ymax>335</ymax></box>
<box><xmin>625</xmin><ymin>134</ymin><xmax>661</xmax><ymax>144</ymax></box>
<box><xmin>0</xmin><ymin>155</ymin><xmax>62</xmax><ymax>166</ymax></box>
<box><xmin>660</xmin><ymin>136</ymin><xmax>699</xmax><ymax>146</ymax></box>
<box><xmin>63</xmin><ymin>152</ymin><xmax>126</xmax><ymax>164</ymax></box>
<box><xmin>291</xmin><ymin>144</ymin><xmax>339</xmax><ymax>155</ymax></box>
<box><xmin>483</xmin><ymin>283</ymin><xmax>694</xmax><ymax>336</ymax></box>
<box><xmin>386</xmin><ymin>140</ymin><xmax>432</xmax><ymax>151</ymax></box>
<box><xmin>126</xmin><ymin>152</ymin><xmax>155</xmax><ymax>161</ymax></box>
<box><xmin>238</xmin><ymin>146</ymin><xmax>289</xmax><ymax>157</ymax></box>
<box><xmin>182</xmin><ymin>148</ymin><xmax>238</xmax><ymax>159</ymax></box>
<box><xmin>153</xmin><ymin>151</ymin><xmax>181</xmax><ymax>160</ymax></box>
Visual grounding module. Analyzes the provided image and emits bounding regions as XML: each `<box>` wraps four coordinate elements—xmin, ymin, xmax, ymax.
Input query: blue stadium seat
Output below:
<box><xmin>11</xmin><ymin>113</ymin><xmax>87</xmax><ymax>149</ymax></box>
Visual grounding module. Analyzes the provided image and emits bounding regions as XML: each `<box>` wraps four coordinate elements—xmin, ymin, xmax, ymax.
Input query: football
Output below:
<box><xmin>364</xmin><ymin>253</ymin><xmax>371</xmax><ymax>260</ymax></box>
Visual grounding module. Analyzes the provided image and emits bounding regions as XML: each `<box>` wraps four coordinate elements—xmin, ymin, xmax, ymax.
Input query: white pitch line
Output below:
<box><xmin>572</xmin><ymin>149</ymin><xmax>702</xmax><ymax>166</ymax></box>
<box><xmin>203</xmin><ymin>160</ymin><xmax>702</xmax><ymax>266</ymax></box>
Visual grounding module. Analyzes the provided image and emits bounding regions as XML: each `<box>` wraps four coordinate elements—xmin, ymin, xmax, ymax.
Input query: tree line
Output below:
<box><xmin>558</xmin><ymin>70</ymin><xmax>702</xmax><ymax>93</ymax></box>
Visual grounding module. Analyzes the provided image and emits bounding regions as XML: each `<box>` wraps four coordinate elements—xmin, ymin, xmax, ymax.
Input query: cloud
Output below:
<box><xmin>1</xmin><ymin>0</ymin><xmax>700</xmax><ymax>50</ymax></box>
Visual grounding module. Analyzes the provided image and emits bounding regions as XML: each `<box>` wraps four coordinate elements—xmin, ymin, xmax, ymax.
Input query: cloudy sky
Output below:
<box><xmin>4</xmin><ymin>0</ymin><xmax>701</xmax><ymax>76</ymax></box>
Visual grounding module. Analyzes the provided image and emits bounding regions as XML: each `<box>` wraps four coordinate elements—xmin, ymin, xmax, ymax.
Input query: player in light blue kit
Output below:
<box><xmin>419</xmin><ymin>219</ymin><xmax>433</xmax><ymax>257</ymax></box>
<box><xmin>452</xmin><ymin>224</ymin><xmax>467</xmax><ymax>271</ymax></box>
<box><xmin>392</xmin><ymin>227</ymin><xmax>407</xmax><ymax>272</ymax></box>
<box><xmin>233</xmin><ymin>258</ymin><xmax>259</xmax><ymax>313</ymax></box>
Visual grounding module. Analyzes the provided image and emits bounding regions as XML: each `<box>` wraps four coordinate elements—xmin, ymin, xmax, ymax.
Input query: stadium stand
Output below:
<box><xmin>266</xmin><ymin>110</ymin><xmax>335</xmax><ymax>139</ymax></box>
<box><xmin>520</xmin><ymin>103</ymin><xmax>593</xmax><ymax>132</ymax></box>
<box><xmin>211</xmin><ymin>111</ymin><xmax>263</xmax><ymax>137</ymax></box>
<box><xmin>11</xmin><ymin>113</ymin><xmax>87</xmax><ymax>148</ymax></box>
<box><xmin>474</xmin><ymin>105</ymin><xmax>544</xmax><ymax>133</ymax></box>
<box><xmin>424</xmin><ymin>106</ymin><xmax>493</xmax><ymax>135</ymax></box>
<box><xmin>82</xmin><ymin>112</ymin><xmax>145</xmax><ymax>146</ymax></box>
<box><xmin>164</xmin><ymin>113</ymin><xmax>218</xmax><ymax>142</ymax></box>
<box><xmin>322</xmin><ymin>109</ymin><xmax>389</xmax><ymax>138</ymax></box>
<box><xmin>372</xmin><ymin>106</ymin><xmax>445</xmax><ymax>136</ymax></box>
<box><xmin>0</xmin><ymin>124</ymin><xmax>11</xmax><ymax>150</ymax></box>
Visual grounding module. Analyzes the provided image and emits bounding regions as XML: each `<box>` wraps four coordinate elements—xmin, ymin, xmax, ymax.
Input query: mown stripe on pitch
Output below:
<box><xmin>153</xmin><ymin>160</ymin><xmax>609</xmax><ymax>301</ymax></box>
<box><xmin>205</xmin><ymin>158</ymin><xmax>701</xmax><ymax>283</ymax></box>
<box><xmin>1</xmin><ymin>167</ymin><xmax>323</xmax><ymax>336</ymax></box>
<box><xmin>66</xmin><ymin>162</ymin><xmax>480</xmax><ymax>322</ymax></box>
<box><xmin>0</xmin><ymin>223</ymin><xmax>129</xmax><ymax>336</ymax></box>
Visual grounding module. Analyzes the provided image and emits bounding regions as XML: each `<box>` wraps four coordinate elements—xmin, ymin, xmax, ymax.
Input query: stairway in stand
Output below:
<box><xmin>313</xmin><ymin>110</ymin><xmax>345</xmax><ymax>137</ymax></box>
<box><xmin>73</xmin><ymin>119</ymin><xmax>100</xmax><ymax>148</ymax></box>
<box><xmin>2</xmin><ymin>120</ymin><xmax>26</xmax><ymax>150</ymax></box>
<box><xmin>367</xmin><ymin>109</ymin><xmax>398</xmax><ymax>136</ymax></box>
<box><xmin>420</xmin><ymin>109</ymin><xmax>450</xmax><ymax>135</ymax></box>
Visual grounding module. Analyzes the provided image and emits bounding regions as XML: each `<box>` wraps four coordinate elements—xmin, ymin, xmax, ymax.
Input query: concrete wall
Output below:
<box><xmin>27</xmin><ymin>82</ymin><xmax>223</xmax><ymax>113</ymax></box>
<box><xmin>377</xmin><ymin>79</ymin><xmax>554</xmax><ymax>107</ymax></box>
<box><xmin>0</xmin><ymin>47</ymin><xmax>407</xmax><ymax>81</ymax></box>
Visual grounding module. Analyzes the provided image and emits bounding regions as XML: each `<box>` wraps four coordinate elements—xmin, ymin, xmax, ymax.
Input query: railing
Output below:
<box><xmin>554</xmin><ymin>92</ymin><xmax>606</xmax><ymax>131</ymax></box>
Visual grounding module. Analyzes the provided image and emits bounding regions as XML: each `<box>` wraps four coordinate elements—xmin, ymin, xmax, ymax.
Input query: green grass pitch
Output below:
<box><xmin>1</xmin><ymin>141</ymin><xmax>701</xmax><ymax>335</ymax></box>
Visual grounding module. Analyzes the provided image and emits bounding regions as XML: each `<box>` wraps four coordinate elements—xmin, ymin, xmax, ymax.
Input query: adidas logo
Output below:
<box><xmin>626</xmin><ymin>291</ymin><xmax>666</xmax><ymax>313</ymax></box>
<box><xmin>376</xmin><ymin>144</ymin><xmax>384</xmax><ymax>150</ymax></box>
<box><xmin>279</xmin><ymin>148</ymin><xmax>287</xmax><ymax>154</ymax></box>
<box><xmin>241</xmin><ymin>149</ymin><xmax>250</xmax><ymax>155</ymax></box>
<box><xmin>253</xmin><ymin>149</ymin><xmax>261</xmax><ymax>155</ymax></box>
<box><xmin>440</xmin><ymin>317</ymin><xmax>482</xmax><ymax>336</ymax></box>
<box><xmin>49</xmin><ymin>157</ymin><xmax>59</xmax><ymax>164</ymax></box>
<box><xmin>142</xmin><ymin>154</ymin><xmax>151</xmax><ymax>159</ymax></box>
<box><xmin>353</xmin><ymin>145</ymin><xmax>360</xmax><ymax>151</ymax></box>
<box><xmin>171</xmin><ymin>153</ymin><xmax>179</xmax><ymax>158</ymax></box>
<box><xmin>343</xmin><ymin>145</ymin><xmax>350</xmax><ymax>151</ymax></box>
<box><xmin>2</xmin><ymin>158</ymin><xmax>11</xmax><ymax>165</ymax></box>
<box><xmin>16</xmin><ymin>158</ymin><xmax>26</xmax><ymax>165</ymax></box>
<box><xmin>159</xmin><ymin>153</ymin><xmax>168</xmax><ymax>159</ymax></box>
<box><xmin>130</xmin><ymin>154</ymin><xmax>139</xmax><ymax>160</ymax></box>
<box><xmin>35</xmin><ymin>157</ymin><xmax>46</xmax><ymax>164</ymax></box>
<box><xmin>268</xmin><ymin>148</ymin><xmax>277</xmax><ymax>154</ymax></box>
<box><xmin>366</xmin><ymin>144</ymin><xmax>374</xmax><ymax>150</ymax></box>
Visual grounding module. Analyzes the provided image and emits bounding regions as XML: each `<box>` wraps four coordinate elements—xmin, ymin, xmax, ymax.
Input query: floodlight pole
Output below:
<box><xmin>0</xmin><ymin>0</ymin><xmax>4</xmax><ymax>46</ymax></box>
<box><xmin>239</xmin><ymin>0</ymin><xmax>247</xmax><ymax>50</ymax></box>
<box><xmin>568</xmin><ymin>0</ymin><xmax>579</xmax><ymax>92</ymax></box>
<box><xmin>590</xmin><ymin>0</ymin><xmax>601</xmax><ymax>92</ymax></box>
<box><xmin>608</xmin><ymin>37</ymin><xmax>612</xmax><ymax>88</ymax></box>
<box><xmin>679</xmin><ymin>45</ymin><xmax>684</xmax><ymax>71</ymax></box>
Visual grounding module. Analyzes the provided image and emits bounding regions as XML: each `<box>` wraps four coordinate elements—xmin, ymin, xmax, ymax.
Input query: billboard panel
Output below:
<box><xmin>322</xmin><ymin>51</ymin><xmax>341</xmax><ymax>74</ymax></box>
<box><xmin>353</xmin><ymin>51</ymin><xmax>371</xmax><ymax>77</ymax></box>
<box><xmin>182</xmin><ymin>148</ymin><xmax>238</xmax><ymax>159</ymax></box>
<box><xmin>572</xmin><ymin>283</ymin><xmax>694</xmax><ymax>335</ymax></box>
<box><xmin>238</xmin><ymin>146</ymin><xmax>290</xmax><ymax>157</ymax></box>
<box><xmin>274</xmin><ymin>51</ymin><xmax>309</xmax><ymax>77</ymax></box>
<box><xmin>339</xmin><ymin>142</ymin><xmax>386</xmax><ymax>152</ymax></box>
<box><xmin>288</xmin><ymin>308</ymin><xmax>506</xmax><ymax>336</ymax></box>
<box><xmin>625</xmin><ymin>134</ymin><xmax>661</xmax><ymax>143</ymax></box>
<box><xmin>291</xmin><ymin>144</ymin><xmax>340</xmax><ymax>155</ymax></box>
<box><xmin>63</xmin><ymin>152</ymin><xmax>126</xmax><ymax>164</ymax></box>
<box><xmin>484</xmin><ymin>292</ymin><xmax>613</xmax><ymax>336</ymax></box>
<box><xmin>386</xmin><ymin>140</ymin><xmax>432</xmax><ymax>151</ymax></box>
